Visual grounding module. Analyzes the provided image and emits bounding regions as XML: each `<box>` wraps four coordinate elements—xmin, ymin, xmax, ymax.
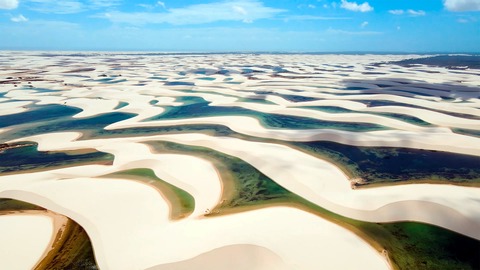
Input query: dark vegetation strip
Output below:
<box><xmin>145</xmin><ymin>140</ymin><xmax>480</xmax><ymax>270</ymax></box>
<box><xmin>146</xmin><ymin>141</ymin><xmax>290</xmax><ymax>209</ymax></box>
<box><xmin>0</xmin><ymin>198</ymin><xmax>43</xmax><ymax>211</ymax></box>
<box><xmin>35</xmin><ymin>219</ymin><xmax>98</xmax><ymax>270</ymax></box>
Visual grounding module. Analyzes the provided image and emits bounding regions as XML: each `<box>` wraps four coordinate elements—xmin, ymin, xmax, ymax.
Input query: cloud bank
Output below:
<box><xmin>100</xmin><ymin>0</ymin><xmax>285</xmax><ymax>25</ymax></box>
<box><xmin>340</xmin><ymin>0</ymin><xmax>373</xmax><ymax>12</ymax></box>
<box><xmin>0</xmin><ymin>0</ymin><xmax>18</xmax><ymax>9</ymax></box>
<box><xmin>444</xmin><ymin>0</ymin><xmax>480</xmax><ymax>11</ymax></box>
<box><xmin>389</xmin><ymin>9</ymin><xmax>426</xmax><ymax>16</ymax></box>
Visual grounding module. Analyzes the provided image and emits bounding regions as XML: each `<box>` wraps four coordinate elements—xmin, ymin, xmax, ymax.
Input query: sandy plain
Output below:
<box><xmin>0</xmin><ymin>52</ymin><xmax>479</xmax><ymax>269</ymax></box>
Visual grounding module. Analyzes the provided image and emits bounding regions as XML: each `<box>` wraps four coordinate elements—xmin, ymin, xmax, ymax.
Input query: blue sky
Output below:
<box><xmin>1</xmin><ymin>0</ymin><xmax>479</xmax><ymax>52</ymax></box>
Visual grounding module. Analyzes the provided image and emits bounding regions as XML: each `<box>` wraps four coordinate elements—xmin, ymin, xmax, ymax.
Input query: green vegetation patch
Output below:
<box><xmin>293</xmin><ymin>197</ymin><xmax>480</xmax><ymax>270</ymax></box>
<box><xmin>36</xmin><ymin>219</ymin><xmax>99</xmax><ymax>270</ymax></box>
<box><xmin>104</xmin><ymin>168</ymin><xmax>194</xmax><ymax>220</ymax></box>
<box><xmin>146</xmin><ymin>139</ymin><xmax>480</xmax><ymax>270</ymax></box>
<box><xmin>378</xmin><ymin>222</ymin><xmax>480</xmax><ymax>270</ymax></box>
<box><xmin>0</xmin><ymin>198</ymin><xmax>44</xmax><ymax>211</ymax></box>
<box><xmin>146</xmin><ymin>141</ymin><xmax>293</xmax><ymax>209</ymax></box>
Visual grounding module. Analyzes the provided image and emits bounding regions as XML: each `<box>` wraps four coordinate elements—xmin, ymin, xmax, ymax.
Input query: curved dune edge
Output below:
<box><xmin>145</xmin><ymin>244</ymin><xmax>289</xmax><ymax>270</ymax></box>
<box><xmin>5</xmin><ymin>133</ymin><xmax>221</xmax><ymax>220</ymax></box>
<box><xmin>148</xmin><ymin>133</ymin><xmax>480</xmax><ymax>240</ymax></box>
<box><xmin>0</xmin><ymin>190</ymin><xmax>390</xmax><ymax>270</ymax></box>
<box><xmin>0</xmin><ymin>100</ymin><xmax>33</xmax><ymax>116</ymax></box>
<box><xmin>1</xmin><ymin>70</ymin><xmax>479</xmax><ymax>132</ymax></box>
<box><xmin>214</xmin><ymin>100</ymin><xmax>480</xmax><ymax>131</ymax></box>
<box><xmin>5</xmin><ymin>131</ymin><xmax>480</xmax><ymax>240</ymax></box>
<box><xmin>33</xmin><ymin>210</ymin><xmax>70</xmax><ymax>269</ymax></box>
<box><xmin>1</xmin><ymin>53</ymin><xmax>479</xmax><ymax>270</ymax></box>
<box><xmin>104</xmin><ymin>115</ymin><xmax>480</xmax><ymax>157</ymax></box>
<box><xmin>0</xmin><ymin>212</ymin><xmax>55</xmax><ymax>270</ymax></box>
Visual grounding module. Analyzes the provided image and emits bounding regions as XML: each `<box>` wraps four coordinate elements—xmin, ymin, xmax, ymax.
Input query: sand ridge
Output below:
<box><xmin>1</xmin><ymin>52</ymin><xmax>479</xmax><ymax>270</ymax></box>
<box><xmin>0</xmin><ymin>212</ymin><xmax>56</xmax><ymax>270</ymax></box>
<box><xmin>5</xmin><ymin>131</ymin><xmax>480</xmax><ymax>240</ymax></box>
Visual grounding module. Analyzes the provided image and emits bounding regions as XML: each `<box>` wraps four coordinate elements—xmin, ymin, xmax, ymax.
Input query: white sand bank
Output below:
<box><xmin>0</xmin><ymin>213</ymin><xmax>54</xmax><ymax>270</ymax></box>
<box><xmin>1</xmin><ymin>52</ymin><xmax>479</xmax><ymax>270</ymax></box>
<box><xmin>6</xmin><ymin>131</ymin><xmax>480</xmax><ymax>240</ymax></box>
<box><xmin>105</xmin><ymin>114</ymin><xmax>480</xmax><ymax>156</ymax></box>
<box><xmin>0</xmin><ymin>184</ymin><xmax>390</xmax><ymax>270</ymax></box>
<box><xmin>0</xmin><ymin>100</ymin><xmax>32</xmax><ymax>116</ymax></box>
<box><xmin>146</xmin><ymin>244</ymin><xmax>289</xmax><ymax>270</ymax></box>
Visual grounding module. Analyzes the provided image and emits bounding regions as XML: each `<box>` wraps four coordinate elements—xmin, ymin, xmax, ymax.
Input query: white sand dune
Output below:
<box><xmin>8</xmin><ymin>135</ymin><xmax>222</xmax><ymax>220</ymax></box>
<box><xmin>147</xmin><ymin>133</ymin><xmax>480</xmax><ymax>240</ymax></box>
<box><xmin>105</xmin><ymin>115</ymin><xmax>480</xmax><ymax>156</ymax></box>
<box><xmin>0</xmin><ymin>100</ymin><xmax>32</xmax><ymax>116</ymax></box>
<box><xmin>0</xmin><ymin>186</ymin><xmax>389</xmax><ymax>270</ymax></box>
<box><xmin>97</xmin><ymin>141</ymin><xmax>222</xmax><ymax>218</ymax></box>
<box><xmin>0</xmin><ymin>213</ymin><xmax>54</xmax><ymax>270</ymax></box>
<box><xmin>65</xmin><ymin>98</ymin><xmax>120</xmax><ymax>118</ymax></box>
<box><xmin>6</xmin><ymin>131</ymin><xmax>480</xmax><ymax>240</ymax></box>
<box><xmin>1</xmin><ymin>52</ymin><xmax>479</xmax><ymax>270</ymax></box>
<box><xmin>146</xmin><ymin>244</ymin><xmax>290</xmax><ymax>270</ymax></box>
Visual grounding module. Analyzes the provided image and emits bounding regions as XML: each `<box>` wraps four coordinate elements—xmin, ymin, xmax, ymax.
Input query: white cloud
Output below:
<box><xmin>89</xmin><ymin>0</ymin><xmax>122</xmax><ymax>8</ymax></box>
<box><xmin>233</xmin><ymin>5</ymin><xmax>247</xmax><ymax>15</ymax></box>
<box><xmin>11</xmin><ymin>14</ymin><xmax>28</xmax><ymax>22</ymax></box>
<box><xmin>407</xmin><ymin>9</ymin><xmax>426</xmax><ymax>16</ymax></box>
<box><xmin>0</xmin><ymin>0</ymin><xmax>18</xmax><ymax>9</ymax></box>
<box><xmin>285</xmin><ymin>15</ymin><xmax>350</xmax><ymax>21</ymax></box>
<box><xmin>444</xmin><ymin>0</ymin><xmax>480</xmax><ymax>11</ymax></box>
<box><xmin>340</xmin><ymin>0</ymin><xmax>373</xmax><ymax>12</ymax></box>
<box><xmin>297</xmin><ymin>4</ymin><xmax>316</xmax><ymax>9</ymax></box>
<box><xmin>157</xmin><ymin>1</ymin><xmax>165</xmax><ymax>8</ymax></box>
<box><xmin>360</xmin><ymin>21</ymin><xmax>368</xmax><ymax>28</ymax></box>
<box><xmin>327</xmin><ymin>28</ymin><xmax>381</xmax><ymax>35</ymax></box>
<box><xmin>99</xmin><ymin>0</ymin><xmax>285</xmax><ymax>25</ymax></box>
<box><xmin>138</xmin><ymin>3</ymin><xmax>153</xmax><ymax>9</ymax></box>
<box><xmin>26</xmin><ymin>20</ymin><xmax>79</xmax><ymax>29</ymax></box>
<box><xmin>27</xmin><ymin>0</ymin><xmax>85</xmax><ymax>14</ymax></box>
<box><xmin>389</xmin><ymin>9</ymin><xmax>404</xmax><ymax>15</ymax></box>
<box><xmin>389</xmin><ymin>9</ymin><xmax>425</xmax><ymax>16</ymax></box>
<box><xmin>26</xmin><ymin>0</ymin><xmax>121</xmax><ymax>13</ymax></box>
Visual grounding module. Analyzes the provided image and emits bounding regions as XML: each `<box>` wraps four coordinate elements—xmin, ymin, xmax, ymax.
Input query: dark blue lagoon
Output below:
<box><xmin>147</xmin><ymin>96</ymin><xmax>387</xmax><ymax>132</ymax></box>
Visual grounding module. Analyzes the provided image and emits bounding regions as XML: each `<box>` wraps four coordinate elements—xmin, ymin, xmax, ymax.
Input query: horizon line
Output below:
<box><xmin>2</xmin><ymin>49</ymin><xmax>480</xmax><ymax>55</ymax></box>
